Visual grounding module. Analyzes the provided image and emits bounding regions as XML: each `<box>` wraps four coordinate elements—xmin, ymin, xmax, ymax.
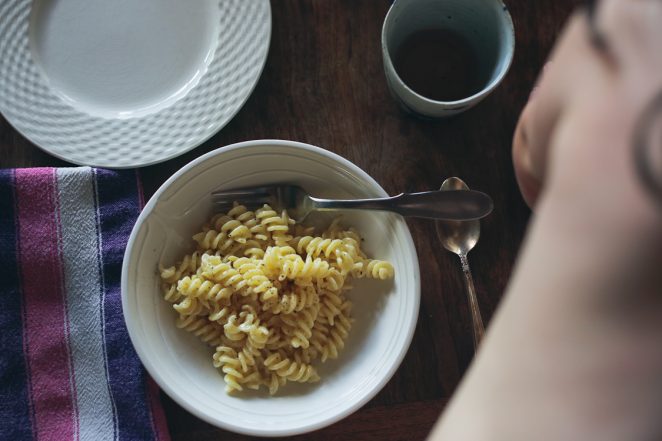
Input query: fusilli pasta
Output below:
<box><xmin>159</xmin><ymin>203</ymin><xmax>394</xmax><ymax>394</ymax></box>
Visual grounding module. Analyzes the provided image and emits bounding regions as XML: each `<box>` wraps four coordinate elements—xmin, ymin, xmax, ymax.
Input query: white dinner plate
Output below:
<box><xmin>0</xmin><ymin>0</ymin><xmax>271</xmax><ymax>168</ymax></box>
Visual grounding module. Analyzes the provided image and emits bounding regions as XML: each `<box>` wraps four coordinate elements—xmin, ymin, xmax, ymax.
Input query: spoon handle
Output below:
<box><xmin>459</xmin><ymin>254</ymin><xmax>484</xmax><ymax>349</ymax></box>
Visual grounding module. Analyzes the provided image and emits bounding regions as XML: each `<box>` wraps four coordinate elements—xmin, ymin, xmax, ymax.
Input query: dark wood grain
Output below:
<box><xmin>0</xmin><ymin>0</ymin><xmax>583</xmax><ymax>439</ymax></box>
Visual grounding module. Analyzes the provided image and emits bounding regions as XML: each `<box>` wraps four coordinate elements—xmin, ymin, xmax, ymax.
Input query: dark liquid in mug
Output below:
<box><xmin>393</xmin><ymin>28</ymin><xmax>483</xmax><ymax>102</ymax></box>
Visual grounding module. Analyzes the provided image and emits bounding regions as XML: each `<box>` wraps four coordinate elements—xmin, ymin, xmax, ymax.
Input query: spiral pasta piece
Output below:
<box><xmin>162</xmin><ymin>282</ymin><xmax>181</xmax><ymax>303</ymax></box>
<box><xmin>200</xmin><ymin>255</ymin><xmax>252</xmax><ymax>295</ymax></box>
<box><xmin>361</xmin><ymin>259</ymin><xmax>395</xmax><ymax>280</ymax></box>
<box><xmin>176</xmin><ymin>315</ymin><xmax>225</xmax><ymax>347</ymax></box>
<box><xmin>232</xmin><ymin>257</ymin><xmax>278</xmax><ymax>302</ymax></box>
<box><xmin>291</xmin><ymin>236</ymin><xmax>344</xmax><ymax>259</ymax></box>
<box><xmin>173</xmin><ymin>295</ymin><xmax>207</xmax><ymax>317</ymax></box>
<box><xmin>263</xmin><ymin>353</ymin><xmax>320</xmax><ymax>383</ymax></box>
<box><xmin>193</xmin><ymin>228</ymin><xmax>228</xmax><ymax>252</ymax></box>
<box><xmin>275</xmin><ymin>284</ymin><xmax>318</xmax><ymax>314</ymax></box>
<box><xmin>212</xmin><ymin>346</ymin><xmax>246</xmax><ymax>393</ymax></box>
<box><xmin>176</xmin><ymin>275</ymin><xmax>233</xmax><ymax>304</ymax></box>
<box><xmin>159</xmin><ymin>252</ymin><xmax>200</xmax><ymax>283</ymax></box>
<box><xmin>282</xmin><ymin>254</ymin><xmax>331</xmax><ymax>281</ymax></box>
<box><xmin>256</xmin><ymin>205</ymin><xmax>293</xmax><ymax>245</ymax></box>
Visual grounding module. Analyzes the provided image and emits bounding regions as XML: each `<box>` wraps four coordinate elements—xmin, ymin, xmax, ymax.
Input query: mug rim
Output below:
<box><xmin>381</xmin><ymin>0</ymin><xmax>516</xmax><ymax>107</ymax></box>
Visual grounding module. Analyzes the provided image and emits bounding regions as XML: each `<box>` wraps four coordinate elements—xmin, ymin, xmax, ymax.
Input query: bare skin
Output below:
<box><xmin>429</xmin><ymin>1</ymin><xmax>662</xmax><ymax>440</ymax></box>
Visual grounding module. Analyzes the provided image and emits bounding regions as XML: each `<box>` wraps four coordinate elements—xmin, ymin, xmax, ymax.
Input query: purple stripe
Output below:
<box><xmin>95</xmin><ymin>169</ymin><xmax>158</xmax><ymax>441</ymax></box>
<box><xmin>0</xmin><ymin>170</ymin><xmax>33</xmax><ymax>441</ymax></box>
<box><xmin>92</xmin><ymin>173</ymin><xmax>120</xmax><ymax>441</ymax></box>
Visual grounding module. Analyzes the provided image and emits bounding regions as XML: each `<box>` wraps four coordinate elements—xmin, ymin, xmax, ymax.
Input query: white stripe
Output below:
<box><xmin>57</xmin><ymin>167</ymin><xmax>115</xmax><ymax>441</ymax></box>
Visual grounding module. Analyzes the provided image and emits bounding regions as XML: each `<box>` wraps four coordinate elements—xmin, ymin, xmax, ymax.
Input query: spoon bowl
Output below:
<box><xmin>437</xmin><ymin>178</ymin><xmax>481</xmax><ymax>255</ymax></box>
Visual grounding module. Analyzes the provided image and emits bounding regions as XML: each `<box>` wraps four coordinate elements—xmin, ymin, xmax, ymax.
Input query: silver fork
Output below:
<box><xmin>212</xmin><ymin>184</ymin><xmax>493</xmax><ymax>222</ymax></box>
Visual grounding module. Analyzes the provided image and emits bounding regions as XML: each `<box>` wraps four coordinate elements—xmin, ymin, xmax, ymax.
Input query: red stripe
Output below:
<box><xmin>135</xmin><ymin>175</ymin><xmax>169</xmax><ymax>440</ymax></box>
<box><xmin>135</xmin><ymin>170</ymin><xmax>146</xmax><ymax>210</ymax></box>
<box><xmin>146</xmin><ymin>377</ymin><xmax>171</xmax><ymax>441</ymax></box>
<box><xmin>16</xmin><ymin>168</ymin><xmax>76</xmax><ymax>441</ymax></box>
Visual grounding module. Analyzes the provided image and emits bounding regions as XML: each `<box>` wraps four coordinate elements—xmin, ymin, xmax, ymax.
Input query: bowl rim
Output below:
<box><xmin>121</xmin><ymin>139</ymin><xmax>421</xmax><ymax>436</ymax></box>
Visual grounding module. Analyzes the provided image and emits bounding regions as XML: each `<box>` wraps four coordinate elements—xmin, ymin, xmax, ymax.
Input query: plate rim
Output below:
<box><xmin>0</xmin><ymin>0</ymin><xmax>272</xmax><ymax>169</ymax></box>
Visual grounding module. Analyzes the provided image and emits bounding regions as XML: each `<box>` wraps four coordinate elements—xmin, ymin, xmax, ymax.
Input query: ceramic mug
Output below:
<box><xmin>382</xmin><ymin>0</ymin><xmax>515</xmax><ymax>118</ymax></box>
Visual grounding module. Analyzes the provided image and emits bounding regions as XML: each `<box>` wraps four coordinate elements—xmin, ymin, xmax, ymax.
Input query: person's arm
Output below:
<box><xmin>429</xmin><ymin>1</ymin><xmax>662</xmax><ymax>440</ymax></box>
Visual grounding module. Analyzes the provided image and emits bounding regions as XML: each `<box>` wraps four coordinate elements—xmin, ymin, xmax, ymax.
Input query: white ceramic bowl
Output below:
<box><xmin>121</xmin><ymin>140</ymin><xmax>421</xmax><ymax>436</ymax></box>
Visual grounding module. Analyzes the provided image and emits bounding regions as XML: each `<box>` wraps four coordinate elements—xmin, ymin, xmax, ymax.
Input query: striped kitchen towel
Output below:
<box><xmin>0</xmin><ymin>168</ymin><xmax>170</xmax><ymax>441</ymax></box>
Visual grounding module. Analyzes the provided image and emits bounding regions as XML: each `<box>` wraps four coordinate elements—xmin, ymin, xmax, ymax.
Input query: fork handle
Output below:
<box><xmin>310</xmin><ymin>190</ymin><xmax>493</xmax><ymax>221</ymax></box>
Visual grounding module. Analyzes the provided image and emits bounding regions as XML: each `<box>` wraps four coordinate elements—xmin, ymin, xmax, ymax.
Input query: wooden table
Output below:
<box><xmin>0</xmin><ymin>0</ymin><xmax>582</xmax><ymax>439</ymax></box>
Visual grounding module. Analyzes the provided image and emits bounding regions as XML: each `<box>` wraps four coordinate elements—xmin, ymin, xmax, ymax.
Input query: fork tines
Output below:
<box><xmin>211</xmin><ymin>186</ymin><xmax>274</xmax><ymax>212</ymax></box>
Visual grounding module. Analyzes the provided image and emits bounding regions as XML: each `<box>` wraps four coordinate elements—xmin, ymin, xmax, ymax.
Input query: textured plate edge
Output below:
<box><xmin>0</xmin><ymin>0</ymin><xmax>273</xmax><ymax>169</ymax></box>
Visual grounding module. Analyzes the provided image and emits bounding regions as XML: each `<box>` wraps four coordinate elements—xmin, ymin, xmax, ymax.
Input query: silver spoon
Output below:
<box><xmin>436</xmin><ymin>177</ymin><xmax>485</xmax><ymax>349</ymax></box>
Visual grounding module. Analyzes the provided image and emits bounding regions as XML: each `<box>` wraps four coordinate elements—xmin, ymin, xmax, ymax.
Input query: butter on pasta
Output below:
<box><xmin>159</xmin><ymin>203</ymin><xmax>394</xmax><ymax>395</ymax></box>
